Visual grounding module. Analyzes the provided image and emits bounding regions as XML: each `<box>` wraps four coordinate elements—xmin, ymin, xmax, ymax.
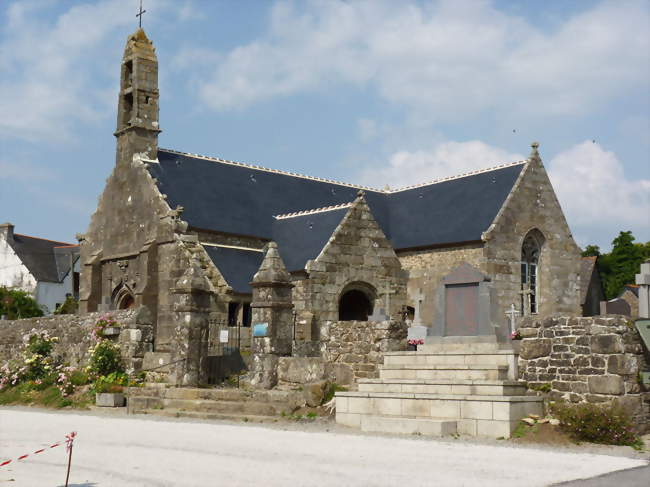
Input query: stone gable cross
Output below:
<box><xmin>518</xmin><ymin>284</ymin><xmax>533</xmax><ymax>316</ymax></box>
<box><xmin>505</xmin><ymin>304</ymin><xmax>519</xmax><ymax>335</ymax></box>
<box><xmin>136</xmin><ymin>0</ymin><xmax>146</xmax><ymax>28</ymax></box>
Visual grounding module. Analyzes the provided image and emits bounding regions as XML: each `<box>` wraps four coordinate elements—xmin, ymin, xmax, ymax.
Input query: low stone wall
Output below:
<box><xmin>518</xmin><ymin>314</ymin><xmax>649</xmax><ymax>430</ymax></box>
<box><xmin>320</xmin><ymin>319</ymin><xmax>407</xmax><ymax>383</ymax></box>
<box><xmin>0</xmin><ymin>307</ymin><xmax>154</xmax><ymax>373</ymax></box>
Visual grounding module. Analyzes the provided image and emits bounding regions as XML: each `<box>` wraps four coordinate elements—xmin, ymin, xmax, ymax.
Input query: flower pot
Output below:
<box><xmin>95</xmin><ymin>392</ymin><xmax>126</xmax><ymax>407</ymax></box>
<box><xmin>407</xmin><ymin>344</ymin><xmax>418</xmax><ymax>352</ymax></box>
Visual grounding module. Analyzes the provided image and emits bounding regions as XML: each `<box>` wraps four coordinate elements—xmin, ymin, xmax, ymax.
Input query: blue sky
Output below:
<box><xmin>1</xmin><ymin>0</ymin><xmax>648</xmax><ymax>251</ymax></box>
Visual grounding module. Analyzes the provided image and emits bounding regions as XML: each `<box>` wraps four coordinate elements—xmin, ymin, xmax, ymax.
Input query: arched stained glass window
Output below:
<box><xmin>521</xmin><ymin>231</ymin><xmax>543</xmax><ymax>315</ymax></box>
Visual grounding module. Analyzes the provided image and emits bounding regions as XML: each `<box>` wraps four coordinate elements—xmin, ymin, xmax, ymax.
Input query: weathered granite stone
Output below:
<box><xmin>608</xmin><ymin>354</ymin><xmax>638</xmax><ymax>375</ymax></box>
<box><xmin>588</xmin><ymin>375</ymin><xmax>625</xmax><ymax>395</ymax></box>
<box><xmin>590</xmin><ymin>335</ymin><xmax>624</xmax><ymax>354</ymax></box>
<box><xmin>277</xmin><ymin>357</ymin><xmax>326</xmax><ymax>385</ymax></box>
<box><xmin>520</xmin><ymin>338</ymin><xmax>552</xmax><ymax>359</ymax></box>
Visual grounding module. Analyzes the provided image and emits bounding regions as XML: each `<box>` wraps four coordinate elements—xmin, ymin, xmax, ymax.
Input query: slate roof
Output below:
<box><xmin>10</xmin><ymin>234</ymin><xmax>78</xmax><ymax>283</ymax></box>
<box><xmin>150</xmin><ymin>149</ymin><xmax>526</xmax><ymax>292</ymax></box>
<box><xmin>273</xmin><ymin>206</ymin><xmax>349</xmax><ymax>272</ymax></box>
<box><xmin>150</xmin><ymin>149</ymin><xmax>525</xmax><ymax>251</ymax></box>
<box><xmin>202</xmin><ymin>245</ymin><xmax>264</xmax><ymax>294</ymax></box>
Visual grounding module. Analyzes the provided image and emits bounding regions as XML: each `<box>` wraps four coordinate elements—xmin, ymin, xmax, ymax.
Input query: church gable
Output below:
<box><xmin>482</xmin><ymin>143</ymin><xmax>581</xmax><ymax>317</ymax></box>
<box><xmin>294</xmin><ymin>192</ymin><xmax>406</xmax><ymax>324</ymax></box>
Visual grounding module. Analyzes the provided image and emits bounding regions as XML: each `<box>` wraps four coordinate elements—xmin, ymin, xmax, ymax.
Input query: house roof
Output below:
<box><xmin>10</xmin><ymin>234</ymin><xmax>78</xmax><ymax>283</ymax></box>
<box><xmin>149</xmin><ymin>148</ymin><xmax>525</xmax><ymax>252</ymax></box>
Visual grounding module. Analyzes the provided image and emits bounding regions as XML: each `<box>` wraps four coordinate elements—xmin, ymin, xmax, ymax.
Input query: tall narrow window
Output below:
<box><xmin>520</xmin><ymin>231</ymin><xmax>543</xmax><ymax>315</ymax></box>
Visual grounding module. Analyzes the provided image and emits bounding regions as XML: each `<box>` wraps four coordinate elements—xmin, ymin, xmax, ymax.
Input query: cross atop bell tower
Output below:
<box><xmin>115</xmin><ymin>28</ymin><xmax>160</xmax><ymax>164</ymax></box>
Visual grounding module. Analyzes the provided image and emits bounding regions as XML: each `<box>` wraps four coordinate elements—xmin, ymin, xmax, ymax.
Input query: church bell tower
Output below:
<box><xmin>114</xmin><ymin>28</ymin><xmax>160</xmax><ymax>164</ymax></box>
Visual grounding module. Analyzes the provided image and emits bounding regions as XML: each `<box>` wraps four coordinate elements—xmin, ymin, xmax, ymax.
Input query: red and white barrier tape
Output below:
<box><xmin>0</xmin><ymin>432</ymin><xmax>76</xmax><ymax>468</ymax></box>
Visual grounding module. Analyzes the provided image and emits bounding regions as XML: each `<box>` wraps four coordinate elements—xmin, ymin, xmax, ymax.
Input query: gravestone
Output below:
<box><xmin>636</xmin><ymin>259</ymin><xmax>650</xmax><ymax>319</ymax></box>
<box><xmin>432</xmin><ymin>263</ymin><xmax>498</xmax><ymax>337</ymax></box>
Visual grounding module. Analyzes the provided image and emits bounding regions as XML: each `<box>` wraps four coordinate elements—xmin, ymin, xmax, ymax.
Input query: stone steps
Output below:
<box><xmin>359</xmin><ymin>416</ymin><xmax>458</xmax><ymax>436</ymax></box>
<box><xmin>126</xmin><ymin>386</ymin><xmax>303</xmax><ymax>418</ymax></box>
<box><xmin>379</xmin><ymin>364</ymin><xmax>509</xmax><ymax>381</ymax></box>
<box><xmin>139</xmin><ymin>408</ymin><xmax>278</xmax><ymax>423</ymax></box>
<box><xmin>357</xmin><ymin>378</ymin><xmax>528</xmax><ymax>396</ymax></box>
<box><xmin>336</xmin><ymin>341</ymin><xmax>541</xmax><ymax>438</ymax></box>
<box><xmin>383</xmin><ymin>351</ymin><xmax>511</xmax><ymax>366</ymax></box>
<box><xmin>336</xmin><ymin>391</ymin><xmax>543</xmax><ymax>438</ymax></box>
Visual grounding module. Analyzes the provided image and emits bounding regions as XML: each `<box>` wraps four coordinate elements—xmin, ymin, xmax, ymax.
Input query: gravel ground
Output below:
<box><xmin>0</xmin><ymin>407</ymin><xmax>647</xmax><ymax>487</ymax></box>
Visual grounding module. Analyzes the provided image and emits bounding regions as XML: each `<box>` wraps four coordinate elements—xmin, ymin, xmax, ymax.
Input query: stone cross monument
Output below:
<box><xmin>637</xmin><ymin>259</ymin><xmax>650</xmax><ymax>319</ymax></box>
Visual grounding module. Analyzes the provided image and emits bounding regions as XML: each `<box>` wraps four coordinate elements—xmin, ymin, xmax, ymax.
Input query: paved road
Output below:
<box><xmin>0</xmin><ymin>409</ymin><xmax>646</xmax><ymax>487</ymax></box>
<box><xmin>556</xmin><ymin>464</ymin><xmax>650</xmax><ymax>486</ymax></box>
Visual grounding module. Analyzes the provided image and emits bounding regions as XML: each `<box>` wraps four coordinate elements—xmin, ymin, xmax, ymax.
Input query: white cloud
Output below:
<box><xmin>359</xmin><ymin>138</ymin><xmax>650</xmax><ymax>248</ymax></box>
<box><xmin>359</xmin><ymin>140</ymin><xmax>524</xmax><ymax>189</ymax></box>
<box><xmin>195</xmin><ymin>0</ymin><xmax>648</xmax><ymax>119</ymax></box>
<box><xmin>547</xmin><ymin>141</ymin><xmax>650</xmax><ymax>244</ymax></box>
<box><xmin>0</xmin><ymin>0</ymin><xmax>191</xmax><ymax>142</ymax></box>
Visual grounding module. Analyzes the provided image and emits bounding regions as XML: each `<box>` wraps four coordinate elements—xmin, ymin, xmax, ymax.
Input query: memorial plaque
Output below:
<box><xmin>219</xmin><ymin>329</ymin><xmax>229</xmax><ymax>343</ymax></box>
<box><xmin>445</xmin><ymin>283</ymin><xmax>479</xmax><ymax>336</ymax></box>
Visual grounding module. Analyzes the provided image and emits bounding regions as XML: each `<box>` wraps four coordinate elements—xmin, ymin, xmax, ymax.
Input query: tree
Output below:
<box><xmin>0</xmin><ymin>287</ymin><xmax>44</xmax><ymax>319</ymax></box>
<box><xmin>585</xmin><ymin>231</ymin><xmax>650</xmax><ymax>300</ymax></box>
<box><xmin>581</xmin><ymin>245</ymin><xmax>600</xmax><ymax>257</ymax></box>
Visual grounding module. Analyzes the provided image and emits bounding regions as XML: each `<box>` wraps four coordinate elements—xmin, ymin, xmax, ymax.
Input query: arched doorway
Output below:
<box><xmin>338</xmin><ymin>283</ymin><xmax>375</xmax><ymax>321</ymax></box>
<box><xmin>117</xmin><ymin>293</ymin><xmax>135</xmax><ymax>309</ymax></box>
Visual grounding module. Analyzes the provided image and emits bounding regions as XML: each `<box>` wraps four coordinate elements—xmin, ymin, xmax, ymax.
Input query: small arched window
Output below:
<box><xmin>521</xmin><ymin>230</ymin><xmax>544</xmax><ymax>315</ymax></box>
<box><xmin>112</xmin><ymin>283</ymin><xmax>135</xmax><ymax>310</ymax></box>
<box><xmin>338</xmin><ymin>283</ymin><xmax>375</xmax><ymax>321</ymax></box>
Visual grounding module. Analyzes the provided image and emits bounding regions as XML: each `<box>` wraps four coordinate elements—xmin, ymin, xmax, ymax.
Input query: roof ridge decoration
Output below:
<box><xmin>159</xmin><ymin>148</ymin><xmax>527</xmax><ymax>195</ymax></box>
<box><xmin>386</xmin><ymin>160</ymin><xmax>528</xmax><ymax>193</ymax></box>
<box><xmin>273</xmin><ymin>202</ymin><xmax>353</xmax><ymax>220</ymax></box>
<box><xmin>14</xmin><ymin>233</ymin><xmax>75</xmax><ymax>246</ymax></box>
<box><xmin>159</xmin><ymin>148</ymin><xmax>382</xmax><ymax>192</ymax></box>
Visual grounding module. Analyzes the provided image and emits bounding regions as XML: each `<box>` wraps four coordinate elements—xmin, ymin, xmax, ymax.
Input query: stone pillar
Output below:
<box><xmin>169</xmin><ymin>265</ymin><xmax>211</xmax><ymax>386</ymax></box>
<box><xmin>637</xmin><ymin>259</ymin><xmax>650</xmax><ymax>319</ymax></box>
<box><xmin>249</xmin><ymin>242</ymin><xmax>294</xmax><ymax>388</ymax></box>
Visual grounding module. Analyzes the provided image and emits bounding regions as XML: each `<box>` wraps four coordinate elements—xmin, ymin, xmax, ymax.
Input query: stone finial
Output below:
<box><xmin>357</xmin><ymin>189</ymin><xmax>365</xmax><ymax>198</ymax></box>
<box><xmin>253</xmin><ymin>242</ymin><xmax>290</xmax><ymax>284</ymax></box>
<box><xmin>0</xmin><ymin>222</ymin><xmax>14</xmax><ymax>242</ymax></box>
<box><xmin>530</xmin><ymin>141</ymin><xmax>540</xmax><ymax>160</ymax></box>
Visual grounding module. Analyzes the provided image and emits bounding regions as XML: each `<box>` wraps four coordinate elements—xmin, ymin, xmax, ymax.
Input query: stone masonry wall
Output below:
<box><xmin>0</xmin><ymin>308</ymin><xmax>153</xmax><ymax>373</ymax></box>
<box><xmin>294</xmin><ymin>194</ymin><xmax>407</xmax><ymax>336</ymax></box>
<box><xmin>397</xmin><ymin>243</ymin><xmax>484</xmax><ymax>326</ymax></box>
<box><xmin>320</xmin><ymin>319</ymin><xmax>406</xmax><ymax>384</ymax></box>
<box><xmin>483</xmin><ymin>150</ymin><xmax>582</xmax><ymax>320</ymax></box>
<box><xmin>518</xmin><ymin>314</ymin><xmax>650</xmax><ymax>431</ymax></box>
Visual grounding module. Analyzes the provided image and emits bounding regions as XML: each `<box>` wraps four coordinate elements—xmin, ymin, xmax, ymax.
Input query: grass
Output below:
<box><xmin>323</xmin><ymin>383</ymin><xmax>348</xmax><ymax>404</ymax></box>
<box><xmin>0</xmin><ymin>383</ymin><xmax>93</xmax><ymax>409</ymax></box>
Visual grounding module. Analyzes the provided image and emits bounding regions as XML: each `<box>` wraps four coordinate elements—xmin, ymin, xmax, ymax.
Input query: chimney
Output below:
<box><xmin>0</xmin><ymin>222</ymin><xmax>14</xmax><ymax>243</ymax></box>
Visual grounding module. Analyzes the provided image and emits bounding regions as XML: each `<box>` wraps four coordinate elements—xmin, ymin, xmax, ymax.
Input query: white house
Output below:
<box><xmin>0</xmin><ymin>223</ymin><xmax>79</xmax><ymax>314</ymax></box>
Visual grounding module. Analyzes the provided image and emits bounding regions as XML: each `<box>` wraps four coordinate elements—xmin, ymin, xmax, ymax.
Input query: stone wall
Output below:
<box><xmin>320</xmin><ymin>319</ymin><xmax>406</xmax><ymax>384</ymax></box>
<box><xmin>397</xmin><ymin>243</ymin><xmax>483</xmax><ymax>326</ymax></box>
<box><xmin>518</xmin><ymin>314</ymin><xmax>649</xmax><ymax>430</ymax></box>
<box><xmin>0</xmin><ymin>307</ymin><xmax>154</xmax><ymax>373</ymax></box>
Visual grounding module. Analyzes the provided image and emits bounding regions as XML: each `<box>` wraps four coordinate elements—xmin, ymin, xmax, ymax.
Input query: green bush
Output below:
<box><xmin>87</xmin><ymin>340</ymin><xmax>124</xmax><ymax>378</ymax></box>
<box><xmin>323</xmin><ymin>383</ymin><xmax>348</xmax><ymax>404</ymax></box>
<box><xmin>550</xmin><ymin>402</ymin><xmax>640</xmax><ymax>446</ymax></box>
<box><xmin>0</xmin><ymin>287</ymin><xmax>43</xmax><ymax>319</ymax></box>
<box><xmin>54</xmin><ymin>296</ymin><xmax>78</xmax><ymax>315</ymax></box>
<box><xmin>93</xmin><ymin>372</ymin><xmax>129</xmax><ymax>393</ymax></box>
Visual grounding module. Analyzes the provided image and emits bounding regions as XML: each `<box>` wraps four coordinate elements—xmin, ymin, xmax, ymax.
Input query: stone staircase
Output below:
<box><xmin>335</xmin><ymin>339</ymin><xmax>543</xmax><ymax>438</ymax></box>
<box><xmin>126</xmin><ymin>385</ymin><xmax>304</xmax><ymax>422</ymax></box>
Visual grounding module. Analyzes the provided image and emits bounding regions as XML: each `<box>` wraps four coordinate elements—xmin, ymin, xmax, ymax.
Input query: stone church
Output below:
<box><xmin>78</xmin><ymin>29</ymin><xmax>582</xmax><ymax>385</ymax></box>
